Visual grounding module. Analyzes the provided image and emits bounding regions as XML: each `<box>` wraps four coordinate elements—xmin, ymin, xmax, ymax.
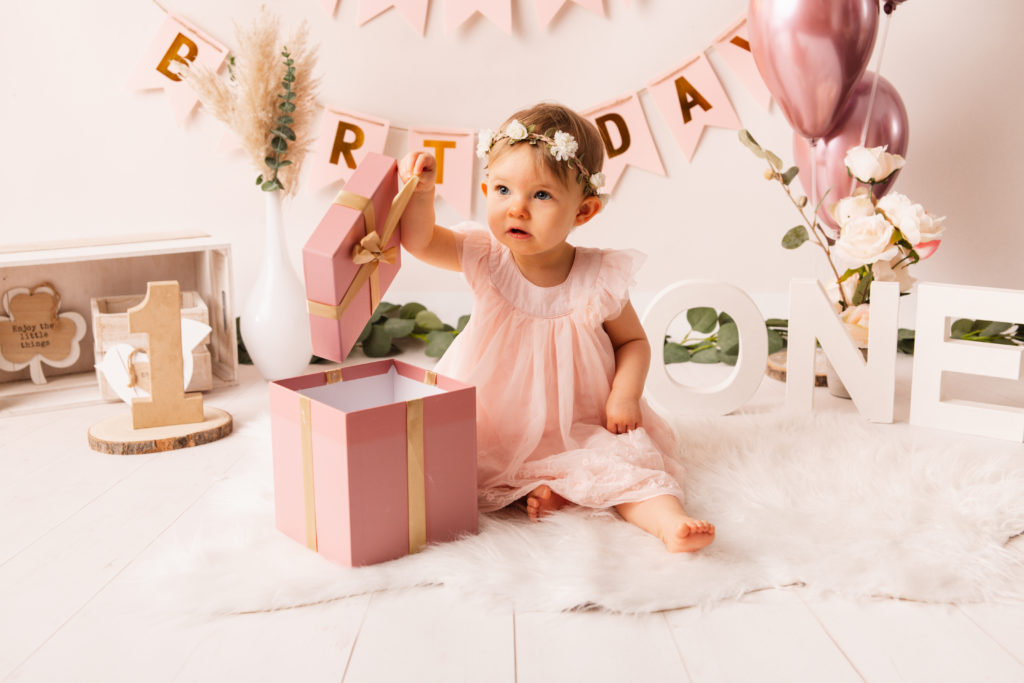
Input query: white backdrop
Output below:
<box><xmin>2</xmin><ymin>0</ymin><xmax>1021</xmax><ymax>312</ymax></box>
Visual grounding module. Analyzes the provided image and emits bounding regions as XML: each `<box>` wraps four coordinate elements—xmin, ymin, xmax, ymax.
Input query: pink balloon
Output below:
<box><xmin>793</xmin><ymin>72</ymin><xmax>910</xmax><ymax>235</ymax></box>
<box><xmin>748</xmin><ymin>0</ymin><xmax>879</xmax><ymax>140</ymax></box>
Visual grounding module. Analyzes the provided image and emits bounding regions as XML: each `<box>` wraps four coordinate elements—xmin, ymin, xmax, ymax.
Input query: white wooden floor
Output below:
<box><xmin>3</xmin><ymin>360</ymin><xmax>1024</xmax><ymax>683</ymax></box>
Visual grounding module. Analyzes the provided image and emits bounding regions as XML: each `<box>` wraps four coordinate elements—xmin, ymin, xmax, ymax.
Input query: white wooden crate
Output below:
<box><xmin>0</xmin><ymin>232</ymin><xmax>237</xmax><ymax>412</ymax></box>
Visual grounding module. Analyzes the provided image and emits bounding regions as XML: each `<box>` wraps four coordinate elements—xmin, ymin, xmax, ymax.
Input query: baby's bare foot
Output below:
<box><xmin>526</xmin><ymin>484</ymin><xmax>568</xmax><ymax>522</ymax></box>
<box><xmin>663</xmin><ymin>517</ymin><xmax>715</xmax><ymax>553</ymax></box>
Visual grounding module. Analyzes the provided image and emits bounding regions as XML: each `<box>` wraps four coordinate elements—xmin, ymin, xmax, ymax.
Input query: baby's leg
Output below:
<box><xmin>616</xmin><ymin>495</ymin><xmax>715</xmax><ymax>553</ymax></box>
<box><xmin>526</xmin><ymin>484</ymin><xmax>569</xmax><ymax>521</ymax></box>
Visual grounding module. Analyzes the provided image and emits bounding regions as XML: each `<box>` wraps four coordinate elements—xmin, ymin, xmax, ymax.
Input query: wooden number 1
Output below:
<box><xmin>128</xmin><ymin>281</ymin><xmax>204</xmax><ymax>429</ymax></box>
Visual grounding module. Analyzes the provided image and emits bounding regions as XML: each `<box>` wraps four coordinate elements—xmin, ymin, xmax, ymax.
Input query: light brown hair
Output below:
<box><xmin>487</xmin><ymin>102</ymin><xmax>605</xmax><ymax>196</ymax></box>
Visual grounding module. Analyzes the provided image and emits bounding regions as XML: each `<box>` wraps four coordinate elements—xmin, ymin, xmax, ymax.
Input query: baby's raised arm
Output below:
<box><xmin>398</xmin><ymin>152</ymin><xmax>463</xmax><ymax>272</ymax></box>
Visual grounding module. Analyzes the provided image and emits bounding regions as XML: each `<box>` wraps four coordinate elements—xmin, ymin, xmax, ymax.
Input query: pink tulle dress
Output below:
<box><xmin>435</xmin><ymin>226</ymin><xmax>686</xmax><ymax>513</ymax></box>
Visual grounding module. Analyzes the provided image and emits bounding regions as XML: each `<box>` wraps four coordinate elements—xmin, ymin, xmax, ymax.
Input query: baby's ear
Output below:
<box><xmin>480</xmin><ymin>182</ymin><xmax>488</xmax><ymax>197</ymax></box>
<box><xmin>574</xmin><ymin>195</ymin><xmax>602</xmax><ymax>226</ymax></box>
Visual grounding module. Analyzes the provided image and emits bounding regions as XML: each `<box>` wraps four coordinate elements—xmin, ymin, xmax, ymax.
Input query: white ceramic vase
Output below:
<box><xmin>240</xmin><ymin>190</ymin><xmax>313</xmax><ymax>381</ymax></box>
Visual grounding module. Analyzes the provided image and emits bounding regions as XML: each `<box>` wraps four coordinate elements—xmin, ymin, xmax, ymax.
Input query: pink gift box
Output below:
<box><xmin>270</xmin><ymin>359</ymin><xmax>478</xmax><ymax>567</ymax></box>
<box><xmin>303</xmin><ymin>152</ymin><xmax>408</xmax><ymax>363</ymax></box>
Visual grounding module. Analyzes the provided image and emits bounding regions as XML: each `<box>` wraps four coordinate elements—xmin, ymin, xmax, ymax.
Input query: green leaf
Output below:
<box><xmin>781</xmin><ymin>166</ymin><xmax>800</xmax><ymax>186</ymax></box>
<box><xmin>979</xmin><ymin>321</ymin><xmax>1013</xmax><ymax>337</ymax></box>
<box><xmin>271</xmin><ymin>137</ymin><xmax>288</xmax><ymax>153</ymax></box>
<box><xmin>970</xmin><ymin>319</ymin><xmax>993</xmax><ymax>333</ymax></box>
<box><xmin>457</xmin><ymin>314</ymin><xmax>471</xmax><ymax>333</ymax></box>
<box><xmin>716</xmin><ymin>322</ymin><xmax>739</xmax><ymax>353</ymax></box>
<box><xmin>273</xmin><ymin>125</ymin><xmax>296</xmax><ymax>141</ymax></box>
<box><xmin>362</xmin><ymin>325</ymin><xmax>394</xmax><ymax>357</ymax></box>
<box><xmin>851</xmin><ymin>269</ymin><xmax>874</xmax><ymax>307</ymax></box>
<box><xmin>664</xmin><ymin>342</ymin><xmax>691</xmax><ymax>364</ymax></box>
<box><xmin>357</xmin><ymin>320</ymin><xmax>374</xmax><ymax>344</ymax></box>
<box><xmin>283</xmin><ymin>71</ymin><xmax>295</xmax><ymax>83</ymax></box>
<box><xmin>414</xmin><ymin>310</ymin><xmax>445</xmax><ymax>332</ymax></box>
<box><xmin>279</xmin><ymin>101</ymin><xmax>296</xmax><ymax>113</ymax></box>
<box><xmin>781</xmin><ymin>226</ymin><xmax>809</xmax><ymax>249</ymax></box>
<box><xmin>260</xmin><ymin>179</ymin><xmax>281</xmax><ymax>192</ymax></box>
<box><xmin>255</xmin><ymin>174</ymin><xmax>263</xmax><ymax>185</ymax></box>
<box><xmin>425</xmin><ymin>330</ymin><xmax>457</xmax><ymax>357</ymax></box>
<box><xmin>765</xmin><ymin>318</ymin><xmax>789</xmax><ymax>328</ymax></box>
<box><xmin>950</xmin><ymin>318</ymin><xmax>974</xmax><ymax>339</ymax></box>
<box><xmin>897</xmin><ymin>328</ymin><xmax>916</xmax><ymax>340</ymax></box>
<box><xmin>687</xmin><ymin>307</ymin><xmax>718</xmax><ymax>334</ymax></box>
<box><xmin>767</xmin><ymin>328</ymin><xmax>785</xmax><ymax>355</ymax></box>
<box><xmin>766</xmin><ymin>150</ymin><xmax>783</xmax><ymax>170</ymax></box>
<box><xmin>717</xmin><ymin>347</ymin><xmax>739</xmax><ymax>366</ymax></box>
<box><xmin>690</xmin><ymin>348</ymin><xmax>721</xmax><ymax>364</ymax></box>
<box><xmin>399</xmin><ymin>302</ymin><xmax>427</xmax><ymax>319</ymax></box>
<box><xmin>718</xmin><ymin>311</ymin><xmax>734</xmax><ymax>326</ymax></box>
<box><xmin>738</xmin><ymin>129</ymin><xmax>766</xmax><ymax>158</ymax></box>
<box><xmin>277</xmin><ymin>115</ymin><xmax>295</xmax><ymax>125</ymax></box>
<box><xmin>383</xmin><ymin>317</ymin><xmax>416</xmax><ymax>338</ymax></box>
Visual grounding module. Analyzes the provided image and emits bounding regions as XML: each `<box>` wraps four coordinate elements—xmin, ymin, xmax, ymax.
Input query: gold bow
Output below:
<box><xmin>307</xmin><ymin>174</ymin><xmax>419</xmax><ymax>321</ymax></box>
<box><xmin>352</xmin><ymin>230</ymin><xmax>399</xmax><ymax>265</ymax></box>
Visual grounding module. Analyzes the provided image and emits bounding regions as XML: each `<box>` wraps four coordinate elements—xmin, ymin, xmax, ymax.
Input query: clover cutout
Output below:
<box><xmin>0</xmin><ymin>284</ymin><xmax>87</xmax><ymax>384</ymax></box>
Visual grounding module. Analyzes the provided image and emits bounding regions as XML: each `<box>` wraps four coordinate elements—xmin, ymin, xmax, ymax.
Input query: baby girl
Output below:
<box><xmin>398</xmin><ymin>102</ymin><xmax>714</xmax><ymax>553</ymax></box>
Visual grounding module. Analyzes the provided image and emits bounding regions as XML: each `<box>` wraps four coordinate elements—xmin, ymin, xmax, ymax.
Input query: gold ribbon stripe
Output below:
<box><xmin>307</xmin><ymin>175</ymin><xmax>420</xmax><ymax>321</ymax></box>
<box><xmin>406</xmin><ymin>397</ymin><xmax>427</xmax><ymax>554</ymax></box>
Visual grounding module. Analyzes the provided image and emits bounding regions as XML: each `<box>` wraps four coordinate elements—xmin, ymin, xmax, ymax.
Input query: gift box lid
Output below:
<box><xmin>302</xmin><ymin>153</ymin><xmax>418</xmax><ymax>362</ymax></box>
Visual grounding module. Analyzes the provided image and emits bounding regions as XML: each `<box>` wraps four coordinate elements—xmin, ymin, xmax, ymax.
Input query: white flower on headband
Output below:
<box><xmin>589</xmin><ymin>172</ymin><xmax>606</xmax><ymax>191</ymax></box>
<box><xmin>476</xmin><ymin>129</ymin><xmax>495</xmax><ymax>159</ymax></box>
<box><xmin>505</xmin><ymin>120</ymin><xmax>529</xmax><ymax>141</ymax></box>
<box><xmin>550</xmin><ymin>131</ymin><xmax>578</xmax><ymax>162</ymax></box>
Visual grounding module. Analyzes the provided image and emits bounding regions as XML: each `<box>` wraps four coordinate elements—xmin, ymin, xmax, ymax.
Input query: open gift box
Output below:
<box><xmin>270</xmin><ymin>153</ymin><xmax>478</xmax><ymax>567</ymax></box>
<box><xmin>270</xmin><ymin>360</ymin><xmax>478</xmax><ymax>567</ymax></box>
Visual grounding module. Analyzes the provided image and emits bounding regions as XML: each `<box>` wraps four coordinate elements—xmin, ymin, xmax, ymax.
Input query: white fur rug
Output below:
<box><xmin>143</xmin><ymin>409</ymin><xmax>1024</xmax><ymax>615</ymax></box>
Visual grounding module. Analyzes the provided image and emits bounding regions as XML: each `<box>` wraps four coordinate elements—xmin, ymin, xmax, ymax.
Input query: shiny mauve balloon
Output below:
<box><xmin>748</xmin><ymin>0</ymin><xmax>879</xmax><ymax>140</ymax></box>
<box><xmin>793</xmin><ymin>72</ymin><xmax>910</xmax><ymax>235</ymax></box>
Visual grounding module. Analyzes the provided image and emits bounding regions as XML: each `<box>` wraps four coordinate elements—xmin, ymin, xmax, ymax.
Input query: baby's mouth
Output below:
<box><xmin>508</xmin><ymin>228</ymin><xmax>530</xmax><ymax>237</ymax></box>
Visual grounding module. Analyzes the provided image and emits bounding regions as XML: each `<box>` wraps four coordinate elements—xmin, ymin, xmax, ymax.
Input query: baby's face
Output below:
<box><xmin>482</xmin><ymin>145</ymin><xmax>592</xmax><ymax>260</ymax></box>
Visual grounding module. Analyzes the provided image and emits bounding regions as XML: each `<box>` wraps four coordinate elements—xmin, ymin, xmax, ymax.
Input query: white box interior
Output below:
<box><xmin>299</xmin><ymin>366</ymin><xmax>446</xmax><ymax>413</ymax></box>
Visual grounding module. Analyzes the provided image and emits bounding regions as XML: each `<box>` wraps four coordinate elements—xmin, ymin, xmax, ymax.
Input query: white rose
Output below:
<box><xmin>505</xmin><ymin>120</ymin><xmax>528</xmax><ymax>141</ymax></box>
<box><xmin>893</xmin><ymin>204</ymin><xmax>945</xmax><ymax>245</ymax></box>
<box><xmin>839</xmin><ymin>303</ymin><xmax>871</xmax><ymax>348</ymax></box>
<box><xmin>550</xmin><ymin>131</ymin><xmax>578</xmax><ymax>161</ymax></box>
<box><xmin>476</xmin><ymin>129</ymin><xmax>495</xmax><ymax>159</ymax></box>
<box><xmin>831</xmin><ymin>192</ymin><xmax>875</xmax><ymax>227</ymax></box>
<box><xmin>834</xmin><ymin>213</ymin><xmax>899</xmax><ymax>269</ymax></box>
<box><xmin>872</xmin><ymin>256</ymin><xmax>916</xmax><ymax>294</ymax></box>
<box><xmin>844</xmin><ymin>145</ymin><xmax>906</xmax><ymax>184</ymax></box>
<box><xmin>589</xmin><ymin>172</ymin><xmax>606</xmax><ymax>191</ymax></box>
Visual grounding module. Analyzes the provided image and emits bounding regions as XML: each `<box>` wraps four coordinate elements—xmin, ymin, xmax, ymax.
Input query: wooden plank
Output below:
<box><xmin>0</xmin><ymin>415</ymin><xmax>254</xmax><ymax>679</ymax></box>
<box><xmin>342</xmin><ymin>586</ymin><xmax>515</xmax><ymax>683</ymax></box>
<box><xmin>957</xmin><ymin>603</ymin><xmax>1024</xmax><ymax>666</ymax></box>
<box><xmin>663</xmin><ymin>589</ymin><xmax>861</xmax><ymax>683</ymax></box>
<box><xmin>515</xmin><ymin>608</ymin><xmax>690</xmax><ymax>683</ymax></box>
<box><xmin>801</xmin><ymin>593</ymin><xmax>1024</xmax><ymax>682</ymax></box>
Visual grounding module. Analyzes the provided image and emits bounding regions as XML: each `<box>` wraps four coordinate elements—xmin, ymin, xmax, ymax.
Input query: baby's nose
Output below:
<box><xmin>507</xmin><ymin>200</ymin><xmax>529</xmax><ymax>218</ymax></box>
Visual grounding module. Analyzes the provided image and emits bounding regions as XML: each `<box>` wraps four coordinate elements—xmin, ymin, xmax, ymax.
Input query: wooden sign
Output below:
<box><xmin>0</xmin><ymin>283</ymin><xmax>86</xmax><ymax>384</ymax></box>
<box><xmin>127</xmin><ymin>281</ymin><xmax>205</xmax><ymax>429</ymax></box>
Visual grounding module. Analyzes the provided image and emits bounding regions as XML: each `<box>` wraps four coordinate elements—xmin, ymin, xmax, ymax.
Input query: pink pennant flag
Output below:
<box><xmin>359</xmin><ymin>0</ymin><xmax>430</xmax><ymax>35</ymax></box>
<box><xmin>308</xmin><ymin>108</ymin><xmax>391</xmax><ymax>190</ymax></box>
<box><xmin>322</xmin><ymin>0</ymin><xmax>340</xmax><ymax>15</ymax></box>
<box><xmin>127</xmin><ymin>13</ymin><xmax>228</xmax><ymax>125</ymax></box>
<box><xmin>408</xmin><ymin>127</ymin><xmax>475</xmax><ymax>218</ymax></box>
<box><xmin>712</xmin><ymin>17</ymin><xmax>772</xmax><ymax>112</ymax></box>
<box><xmin>534</xmin><ymin>0</ymin><xmax>605</xmax><ymax>28</ymax></box>
<box><xmin>647</xmin><ymin>52</ymin><xmax>741</xmax><ymax>162</ymax></box>
<box><xmin>582</xmin><ymin>92</ymin><xmax>665</xmax><ymax>194</ymax></box>
<box><xmin>446</xmin><ymin>0</ymin><xmax>512</xmax><ymax>35</ymax></box>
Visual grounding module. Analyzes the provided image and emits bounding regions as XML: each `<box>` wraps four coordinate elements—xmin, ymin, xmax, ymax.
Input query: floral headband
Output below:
<box><xmin>477</xmin><ymin>120</ymin><xmax>606</xmax><ymax>195</ymax></box>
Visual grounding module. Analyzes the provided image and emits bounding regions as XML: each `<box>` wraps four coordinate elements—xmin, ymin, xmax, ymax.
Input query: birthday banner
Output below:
<box><xmin>135</xmin><ymin>12</ymin><xmax>769</xmax><ymax>216</ymax></box>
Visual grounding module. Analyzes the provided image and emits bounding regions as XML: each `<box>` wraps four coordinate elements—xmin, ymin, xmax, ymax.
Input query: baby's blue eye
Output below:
<box><xmin>495</xmin><ymin>185</ymin><xmax>510</xmax><ymax>195</ymax></box>
<box><xmin>534</xmin><ymin>190</ymin><xmax>552</xmax><ymax>200</ymax></box>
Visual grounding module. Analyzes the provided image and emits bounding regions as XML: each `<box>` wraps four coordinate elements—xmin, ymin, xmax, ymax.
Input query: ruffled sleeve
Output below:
<box><xmin>452</xmin><ymin>222</ymin><xmax>492</xmax><ymax>292</ymax></box>
<box><xmin>591</xmin><ymin>248</ymin><xmax>645</xmax><ymax>322</ymax></box>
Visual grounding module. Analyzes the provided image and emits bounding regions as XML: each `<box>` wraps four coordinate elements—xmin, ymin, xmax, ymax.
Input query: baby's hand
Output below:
<box><xmin>605</xmin><ymin>391</ymin><xmax>643</xmax><ymax>434</ymax></box>
<box><xmin>398</xmin><ymin>151</ymin><xmax>437</xmax><ymax>193</ymax></box>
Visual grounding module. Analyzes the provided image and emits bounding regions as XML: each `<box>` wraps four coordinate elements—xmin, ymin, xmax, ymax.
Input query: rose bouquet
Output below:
<box><xmin>740</xmin><ymin>130</ymin><xmax>946</xmax><ymax>347</ymax></box>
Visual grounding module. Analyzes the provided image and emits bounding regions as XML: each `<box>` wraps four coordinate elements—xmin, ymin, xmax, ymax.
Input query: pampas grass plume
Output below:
<box><xmin>185</xmin><ymin>7</ymin><xmax>320</xmax><ymax>198</ymax></box>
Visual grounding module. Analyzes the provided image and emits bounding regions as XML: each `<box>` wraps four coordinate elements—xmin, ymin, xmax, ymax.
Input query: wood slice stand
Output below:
<box><xmin>766</xmin><ymin>349</ymin><xmax>829</xmax><ymax>387</ymax></box>
<box><xmin>88</xmin><ymin>407</ymin><xmax>232</xmax><ymax>455</ymax></box>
